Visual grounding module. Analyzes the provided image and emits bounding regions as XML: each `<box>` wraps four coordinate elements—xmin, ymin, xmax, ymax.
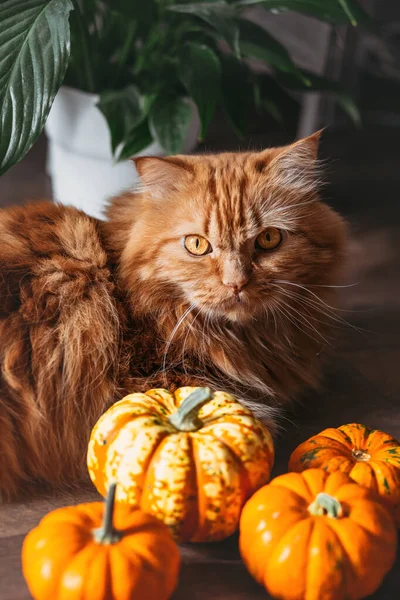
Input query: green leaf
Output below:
<box><xmin>235</xmin><ymin>0</ymin><xmax>372</xmax><ymax>26</ymax></box>
<box><xmin>169</xmin><ymin>2</ymin><xmax>241</xmax><ymax>57</ymax></box>
<box><xmin>278</xmin><ymin>69</ymin><xmax>361</xmax><ymax>125</ymax></box>
<box><xmin>180</xmin><ymin>25</ymin><xmax>220</xmax><ymax>52</ymax></box>
<box><xmin>98</xmin><ymin>86</ymin><xmax>144</xmax><ymax>153</ymax></box>
<box><xmin>220</xmin><ymin>55</ymin><xmax>253</xmax><ymax>138</ymax></box>
<box><xmin>337</xmin><ymin>0</ymin><xmax>358</xmax><ymax>26</ymax></box>
<box><xmin>239</xmin><ymin>18</ymin><xmax>306</xmax><ymax>81</ymax></box>
<box><xmin>117</xmin><ymin>120</ymin><xmax>153</xmax><ymax>162</ymax></box>
<box><xmin>149</xmin><ymin>96</ymin><xmax>193</xmax><ymax>154</ymax></box>
<box><xmin>0</xmin><ymin>0</ymin><xmax>73</xmax><ymax>176</ymax></box>
<box><xmin>179</xmin><ymin>43</ymin><xmax>220</xmax><ymax>140</ymax></box>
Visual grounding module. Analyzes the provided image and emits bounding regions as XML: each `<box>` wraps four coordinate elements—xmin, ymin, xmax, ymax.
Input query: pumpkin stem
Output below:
<box><xmin>308</xmin><ymin>492</ymin><xmax>343</xmax><ymax>519</ymax></box>
<box><xmin>92</xmin><ymin>482</ymin><xmax>122</xmax><ymax>544</ymax></box>
<box><xmin>168</xmin><ymin>387</ymin><xmax>213</xmax><ymax>432</ymax></box>
<box><xmin>352</xmin><ymin>449</ymin><xmax>371</xmax><ymax>462</ymax></box>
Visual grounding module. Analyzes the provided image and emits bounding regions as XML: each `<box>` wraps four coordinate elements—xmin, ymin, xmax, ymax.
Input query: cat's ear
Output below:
<box><xmin>262</xmin><ymin>130</ymin><xmax>323</xmax><ymax>193</ymax></box>
<box><xmin>132</xmin><ymin>156</ymin><xmax>193</xmax><ymax>198</ymax></box>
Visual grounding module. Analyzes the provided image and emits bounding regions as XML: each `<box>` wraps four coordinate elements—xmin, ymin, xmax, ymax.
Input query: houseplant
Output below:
<box><xmin>0</xmin><ymin>0</ymin><xmax>371</xmax><ymax>217</ymax></box>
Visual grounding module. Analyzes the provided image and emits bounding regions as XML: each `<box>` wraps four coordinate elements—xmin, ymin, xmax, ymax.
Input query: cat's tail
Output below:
<box><xmin>0</xmin><ymin>201</ymin><xmax>122</xmax><ymax>501</ymax></box>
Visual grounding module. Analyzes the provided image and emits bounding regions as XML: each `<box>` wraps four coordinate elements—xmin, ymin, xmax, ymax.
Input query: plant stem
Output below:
<box><xmin>168</xmin><ymin>387</ymin><xmax>213</xmax><ymax>432</ymax></box>
<box><xmin>92</xmin><ymin>482</ymin><xmax>122</xmax><ymax>544</ymax></box>
<box><xmin>352</xmin><ymin>448</ymin><xmax>371</xmax><ymax>462</ymax></box>
<box><xmin>308</xmin><ymin>492</ymin><xmax>343</xmax><ymax>519</ymax></box>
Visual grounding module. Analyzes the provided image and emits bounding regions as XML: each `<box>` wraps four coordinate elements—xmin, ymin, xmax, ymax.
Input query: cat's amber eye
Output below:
<box><xmin>255</xmin><ymin>227</ymin><xmax>282</xmax><ymax>251</ymax></box>
<box><xmin>184</xmin><ymin>235</ymin><xmax>212</xmax><ymax>256</ymax></box>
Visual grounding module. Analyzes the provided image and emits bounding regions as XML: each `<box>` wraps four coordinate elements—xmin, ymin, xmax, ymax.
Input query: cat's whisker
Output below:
<box><xmin>260</xmin><ymin>300</ymin><xmax>279</xmax><ymax>338</ymax></box>
<box><xmin>272</xmin><ymin>279</ymin><xmax>355</xmax><ymax>313</ymax></box>
<box><xmin>200</xmin><ymin>311</ymin><xmax>209</xmax><ymax>349</ymax></box>
<box><xmin>268</xmin><ymin>301</ymin><xmax>296</xmax><ymax>348</ymax></box>
<box><xmin>274</xmin><ymin>299</ymin><xmax>332</xmax><ymax>347</ymax></box>
<box><xmin>270</xmin><ymin>281</ymin><xmax>345</xmax><ymax>320</ymax></box>
<box><xmin>260</xmin><ymin>299</ymin><xmax>291</xmax><ymax>347</ymax></box>
<box><xmin>271</xmin><ymin>284</ymin><xmax>345</xmax><ymax>326</ymax></box>
<box><xmin>181</xmin><ymin>305</ymin><xmax>204</xmax><ymax>376</ymax></box>
<box><xmin>277</xmin><ymin>299</ymin><xmax>333</xmax><ymax>347</ymax></box>
<box><xmin>271</xmin><ymin>302</ymin><xmax>313</xmax><ymax>344</ymax></box>
<box><xmin>162</xmin><ymin>303</ymin><xmax>197</xmax><ymax>384</ymax></box>
<box><xmin>273</xmin><ymin>302</ymin><xmax>316</xmax><ymax>343</ymax></box>
<box><xmin>269</xmin><ymin>282</ymin><xmax>366</xmax><ymax>334</ymax></box>
<box><xmin>303</xmin><ymin>282</ymin><xmax>361</xmax><ymax>289</ymax></box>
<box><xmin>203</xmin><ymin>311</ymin><xmax>213</xmax><ymax>346</ymax></box>
<box><xmin>275</xmin><ymin>290</ymin><xmax>355</xmax><ymax>336</ymax></box>
<box><xmin>272</xmin><ymin>285</ymin><xmax>367</xmax><ymax>330</ymax></box>
<box><xmin>269</xmin><ymin>303</ymin><xmax>278</xmax><ymax>337</ymax></box>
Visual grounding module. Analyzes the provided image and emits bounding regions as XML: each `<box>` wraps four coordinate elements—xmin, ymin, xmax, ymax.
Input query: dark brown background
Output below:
<box><xmin>0</xmin><ymin>126</ymin><xmax>400</xmax><ymax>599</ymax></box>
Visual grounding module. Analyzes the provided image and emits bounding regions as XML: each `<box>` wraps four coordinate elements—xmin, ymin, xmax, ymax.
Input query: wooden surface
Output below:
<box><xmin>1</xmin><ymin>130</ymin><xmax>400</xmax><ymax>599</ymax></box>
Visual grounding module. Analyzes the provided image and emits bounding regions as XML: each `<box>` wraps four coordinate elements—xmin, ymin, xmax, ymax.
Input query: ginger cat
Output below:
<box><xmin>0</xmin><ymin>133</ymin><xmax>346</xmax><ymax>500</ymax></box>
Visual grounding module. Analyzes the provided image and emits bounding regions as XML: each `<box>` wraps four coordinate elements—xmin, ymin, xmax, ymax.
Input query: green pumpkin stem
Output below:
<box><xmin>93</xmin><ymin>482</ymin><xmax>122</xmax><ymax>544</ymax></box>
<box><xmin>168</xmin><ymin>387</ymin><xmax>213</xmax><ymax>432</ymax></box>
<box><xmin>308</xmin><ymin>492</ymin><xmax>343</xmax><ymax>519</ymax></box>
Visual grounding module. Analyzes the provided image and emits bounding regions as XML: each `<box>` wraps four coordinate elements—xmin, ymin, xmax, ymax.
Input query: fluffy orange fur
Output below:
<box><xmin>0</xmin><ymin>133</ymin><xmax>346</xmax><ymax>500</ymax></box>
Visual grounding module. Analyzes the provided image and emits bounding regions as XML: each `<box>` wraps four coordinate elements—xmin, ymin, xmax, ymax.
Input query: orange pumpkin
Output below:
<box><xmin>22</xmin><ymin>483</ymin><xmax>180</xmax><ymax>600</ymax></box>
<box><xmin>239</xmin><ymin>469</ymin><xmax>397</xmax><ymax>600</ymax></box>
<box><xmin>87</xmin><ymin>386</ymin><xmax>274</xmax><ymax>542</ymax></box>
<box><xmin>289</xmin><ymin>423</ymin><xmax>400</xmax><ymax>524</ymax></box>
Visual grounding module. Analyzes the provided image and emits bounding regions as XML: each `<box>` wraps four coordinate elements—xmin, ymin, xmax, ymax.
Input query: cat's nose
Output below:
<box><xmin>223</xmin><ymin>276</ymin><xmax>250</xmax><ymax>294</ymax></box>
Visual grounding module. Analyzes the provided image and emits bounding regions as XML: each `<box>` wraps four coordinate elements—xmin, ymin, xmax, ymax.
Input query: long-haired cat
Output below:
<box><xmin>0</xmin><ymin>132</ymin><xmax>346</xmax><ymax>500</ymax></box>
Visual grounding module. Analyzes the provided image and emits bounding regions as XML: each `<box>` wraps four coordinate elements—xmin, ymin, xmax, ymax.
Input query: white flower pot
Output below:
<box><xmin>45</xmin><ymin>86</ymin><xmax>201</xmax><ymax>220</ymax></box>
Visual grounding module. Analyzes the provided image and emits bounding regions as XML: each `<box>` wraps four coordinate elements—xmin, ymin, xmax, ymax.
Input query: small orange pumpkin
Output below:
<box><xmin>239</xmin><ymin>469</ymin><xmax>397</xmax><ymax>600</ymax></box>
<box><xmin>289</xmin><ymin>423</ymin><xmax>400</xmax><ymax>524</ymax></box>
<box><xmin>22</xmin><ymin>483</ymin><xmax>180</xmax><ymax>600</ymax></box>
<box><xmin>87</xmin><ymin>386</ymin><xmax>274</xmax><ymax>542</ymax></box>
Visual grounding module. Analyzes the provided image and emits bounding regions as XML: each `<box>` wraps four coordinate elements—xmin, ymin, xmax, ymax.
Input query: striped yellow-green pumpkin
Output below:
<box><xmin>87</xmin><ymin>387</ymin><xmax>274</xmax><ymax>543</ymax></box>
<box><xmin>289</xmin><ymin>423</ymin><xmax>400</xmax><ymax>525</ymax></box>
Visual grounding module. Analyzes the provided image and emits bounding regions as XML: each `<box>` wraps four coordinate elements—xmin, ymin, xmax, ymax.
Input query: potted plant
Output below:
<box><xmin>0</xmin><ymin>0</ymin><xmax>371</xmax><ymax>219</ymax></box>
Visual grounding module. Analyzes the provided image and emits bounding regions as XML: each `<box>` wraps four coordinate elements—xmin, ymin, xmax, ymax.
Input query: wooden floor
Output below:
<box><xmin>1</xmin><ymin>128</ymin><xmax>400</xmax><ymax>599</ymax></box>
